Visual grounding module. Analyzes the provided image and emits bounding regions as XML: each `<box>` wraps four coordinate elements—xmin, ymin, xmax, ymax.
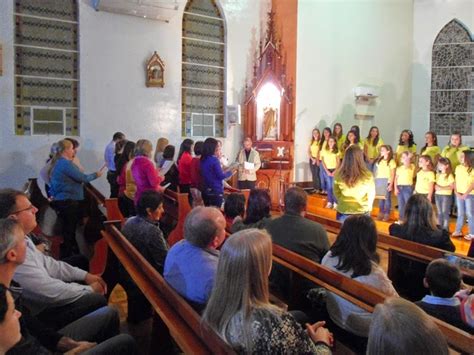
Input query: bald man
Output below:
<box><xmin>163</xmin><ymin>207</ymin><xmax>226</xmax><ymax>307</ymax></box>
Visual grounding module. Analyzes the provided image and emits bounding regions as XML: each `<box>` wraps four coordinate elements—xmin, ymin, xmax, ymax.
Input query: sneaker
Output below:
<box><xmin>383</xmin><ymin>214</ymin><xmax>390</xmax><ymax>222</ymax></box>
<box><xmin>332</xmin><ymin>203</ymin><xmax>337</xmax><ymax>210</ymax></box>
<box><xmin>325</xmin><ymin>202</ymin><xmax>333</xmax><ymax>209</ymax></box>
<box><xmin>452</xmin><ymin>232</ymin><xmax>463</xmax><ymax>238</ymax></box>
<box><xmin>464</xmin><ymin>234</ymin><xmax>473</xmax><ymax>241</ymax></box>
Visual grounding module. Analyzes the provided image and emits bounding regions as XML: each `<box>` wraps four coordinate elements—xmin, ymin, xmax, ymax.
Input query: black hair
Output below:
<box><xmin>244</xmin><ymin>189</ymin><xmax>271</xmax><ymax>224</ymax></box>
<box><xmin>366</xmin><ymin>126</ymin><xmax>380</xmax><ymax>147</ymax></box>
<box><xmin>65</xmin><ymin>137</ymin><xmax>79</xmax><ymax>149</ymax></box>
<box><xmin>224</xmin><ymin>193</ymin><xmax>246</xmax><ymax>219</ymax></box>
<box><xmin>421</xmin><ymin>131</ymin><xmax>438</xmax><ymax>155</ymax></box>
<box><xmin>136</xmin><ymin>190</ymin><xmax>164</xmax><ymax>217</ymax></box>
<box><xmin>425</xmin><ymin>259</ymin><xmax>461</xmax><ymax>298</ymax></box>
<box><xmin>193</xmin><ymin>141</ymin><xmax>204</xmax><ymax>156</ymax></box>
<box><xmin>0</xmin><ymin>284</ymin><xmax>8</xmax><ymax>323</ymax></box>
<box><xmin>116</xmin><ymin>141</ymin><xmax>136</xmax><ymax>175</ymax></box>
<box><xmin>178</xmin><ymin>139</ymin><xmax>194</xmax><ymax>162</ymax></box>
<box><xmin>398</xmin><ymin>129</ymin><xmax>415</xmax><ymax>148</ymax></box>
<box><xmin>284</xmin><ymin>187</ymin><xmax>307</xmax><ymax>215</ymax></box>
<box><xmin>201</xmin><ymin>138</ymin><xmax>218</xmax><ymax>160</ymax></box>
<box><xmin>0</xmin><ymin>189</ymin><xmax>26</xmax><ymax>218</ymax></box>
<box><xmin>330</xmin><ymin>214</ymin><xmax>379</xmax><ymax>277</ymax></box>
<box><xmin>113</xmin><ymin>132</ymin><xmax>125</xmax><ymax>141</ymax></box>
<box><xmin>319</xmin><ymin>127</ymin><xmax>332</xmax><ymax>150</ymax></box>
<box><xmin>163</xmin><ymin>145</ymin><xmax>176</xmax><ymax>160</ymax></box>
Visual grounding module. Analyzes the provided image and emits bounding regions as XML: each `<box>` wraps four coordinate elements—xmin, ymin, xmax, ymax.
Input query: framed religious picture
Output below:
<box><xmin>146</xmin><ymin>51</ymin><xmax>165</xmax><ymax>87</ymax></box>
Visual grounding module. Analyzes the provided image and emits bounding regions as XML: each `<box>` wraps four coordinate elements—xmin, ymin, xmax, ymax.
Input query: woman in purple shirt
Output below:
<box><xmin>200</xmin><ymin>138</ymin><xmax>235</xmax><ymax>208</ymax></box>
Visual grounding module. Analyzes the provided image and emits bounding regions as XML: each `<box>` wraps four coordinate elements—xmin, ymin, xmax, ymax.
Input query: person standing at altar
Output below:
<box><xmin>237</xmin><ymin>137</ymin><xmax>261</xmax><ymax>190</ymax></box>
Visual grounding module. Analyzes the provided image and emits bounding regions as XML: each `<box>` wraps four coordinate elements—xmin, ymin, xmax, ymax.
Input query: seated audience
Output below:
<box><xmin>266</xmin><ymin>187</ymin><xmax>329</xmax><ymax>262</ymax></box>
<box><xmin>159</xmin><ymin>145</ymin><xmax>179</xmax><ymax>192</ymax></box>
<box><xmin>321</xmin><ymin>215</ymin><xmax>398</xmax><ymax>338</ymax></box>
<box><xmin>49</xmin><ymin>139</ymin><xmax>104</xmax><ymax>257</ymax></box>
<box><xmin>223</xmin><ymin>192</ymin><xmax>245</xmax><ymax>226</ymax></box>
<box><xmin>203</xmin><ymin>229</ymin><xmax>333</xmax><ymax>354</ymax></box>
<box><xmin>117</xmin><ymin>140</ymin><xmax>137</xmax><ymax>217</ymax></box>
<box><xmin>367</xmin><ymin>297</ymin><xmax>448</xmax><ymax>355</ymax></box>
<box><xmin>0</xmin><ymin>219</ymin><xmax>135</xmax><ymax>355</ymax></box>
<box><xmin>131</xmin><ymin>139</ymin><xmax>163</xmax><ymax>205</ymax></box>
<box><xmin>231</xmin><ymin>189</ymin><xmax>272</xmax><ymax>233</ymax></box>
<box><xmin>190</xmin><ymin>141</ymin><xmax>204</xmax><ymax>207</ymax></box>
<box><xmin>120</xmin><ymin>191</ymin><xmax>168</xmax><ymax>323</ymax></box>
<box><xmin>389</xmin><ymin>194</ymin><xmax>455</xmax><ymax>251</ymax></box>
<box><xmin>0</xmin><ymin>189</ymin><xmax>107</xmax><ymax>330</ymax></box>
<box><xmin>416</xmin><ymin>259</ymin><xmax>473</xmax><ymax>333</ymax></box>
<box><xmin>164</xmin><ymin>206</ymin><xmax>226</xmax><ymax>307</ymax></box>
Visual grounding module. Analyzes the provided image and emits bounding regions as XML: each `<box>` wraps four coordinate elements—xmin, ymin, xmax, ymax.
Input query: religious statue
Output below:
<box><xmin>146</xmin><ymin>51</ymin><xmax>165</xmax><ymax>88</ymax></box>
<box><xmin>262</xmin><ymin>107</ymin><xmax>277</xmax><ymax>140</ymax></box>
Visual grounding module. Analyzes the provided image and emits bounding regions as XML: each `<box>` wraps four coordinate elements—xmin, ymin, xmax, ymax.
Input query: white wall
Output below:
<box><xmin>295</xmin><ymin>0</ymin><xmax>413</xmax><ymax>181</ymax></box>
<box><xmin>0</xmin><ymin>0</ymin><xmax>269</xmax><ymax>193</ymax></box>
<box><xmin>411</xmin><ymin>0</ymin><xmax>474</xmax><ymax>148</ymax></box>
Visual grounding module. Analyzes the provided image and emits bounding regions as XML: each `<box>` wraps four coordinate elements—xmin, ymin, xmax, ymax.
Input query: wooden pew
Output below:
<box><xmin>271</xmin><ymin>243</ymin><xmax>474</xmax><ymax>354</ymax></box>
<box><xmin>162</xmin><ymin>189</ymin><xmax>192</xmax><ymax>247</ymax></box>
<box><xmin>103</xmin><ymin>222</ymin><xmax>235</xmax><ymax>354</ymax></box>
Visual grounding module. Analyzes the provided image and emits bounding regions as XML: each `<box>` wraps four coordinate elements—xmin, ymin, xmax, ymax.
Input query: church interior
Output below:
<box><xmin>0</xmin><ymin>0</ymin><xmax>473</xmax><ymax>354</ymax></box>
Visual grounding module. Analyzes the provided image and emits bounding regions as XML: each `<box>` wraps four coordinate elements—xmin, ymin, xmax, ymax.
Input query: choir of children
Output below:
<box><xmin>308</xmin><ymin>127</ymin><xmax>473</xmax><ymax>240</ymax></box>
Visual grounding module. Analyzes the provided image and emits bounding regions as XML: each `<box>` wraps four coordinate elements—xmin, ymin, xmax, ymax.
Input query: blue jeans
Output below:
<box><xmin>455</xmin><ymin>194</ymin><xmax>474</xmax><ymax>234</ymax></box>
<box><xmin>379</xmin><ymin>188</ymin><xmax>392</xmax><ymax>215</ymax></box>
<box><xmin>320</xmin><ymin>165</ymin><xmax>327</xmax><ymax>191</ymax></box>
<box><xmin>397</xmin><ymin>185</ymin><xmax>413</xmax><ymax>221</ymax></box>
<box><xmin>309</xmin><ymin>159</ymin><xmax>321</xmax><ymax>190</ymax></box>
<box><xmin>325</xmin><ymin>172</ymin><xmax>336</xmax><ymax>204</ymax></box>
<box><xmin>435</xmin><ymin>194</ymin><xmax>452</xmax><ymax>231</ymax></box>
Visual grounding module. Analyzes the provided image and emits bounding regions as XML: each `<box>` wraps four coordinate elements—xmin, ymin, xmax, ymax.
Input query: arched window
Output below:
<box><xmin>182</xmin><ymin>0</ymin><xmax>225</xmax><ymax>137</ymax></box>
<box><xmin>430</xmin><ymin>19</ymin><xmax>473</xmax><ymax>136</ymax></box>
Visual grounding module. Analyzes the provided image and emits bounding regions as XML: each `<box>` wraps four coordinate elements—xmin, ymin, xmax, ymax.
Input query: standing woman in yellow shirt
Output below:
<box><xmin>374</xmin><ymin>145</ymin><xmax>396</xmax><ymax>221</ymax></box>
<box><xmin>420</xmin><ymin>131</ymin><xmax>441</xmax><ymax>165</ymax></box>
<box><xmin>334</xmin><ymin>145</ymin><xmax>375</xmax><ymax>222</ymax></box>
<box><xmin>364</xmin><ymin>126</ymin><xmax>384</xmax><ymax>172</ymax></box>
<box><xmin>308</xmin><ymin>128</ymin><xmax>321</xmax><ymax>193</ymax></box>
<box><xmin>321</xmin><ymin>136</ymin><xmax>340</xmax><ymax>209</ymax></box>
<box><xmin>453</xmin><ymin>150</ymin><xmax>474</xmax><ymax>240</ymax></box>
<box><xmin>394</xmin><ymin>151</ymin><xmax>415</xmax><ymax>222</ymax></box>
<box><xmin>435</xmin><ymin>158</ymin><xmax>454</xmax><ymax>231</ymax></box>
<box><xmin>319</xmin><ymin>127</ymin><xmax>332</xmax><ymax>194</ymax></box>
<box><xmin>441</xmin><ymin>133</ymin><xmax>469</xmax><ymax>171</ymax></box>
<box><xmin>333</xmin><ymin>123</ymin><xmax>346</xmax><ymax>151</ymax></box>
<box><xmin>414</xmin><ymin>155</ymin><xmax>435</xmax><ymax>202</ymax></box>
<box><xmin>396</xmin><ymin>129</ymin><xmax>417</xmax><ymax>164</ymax></box>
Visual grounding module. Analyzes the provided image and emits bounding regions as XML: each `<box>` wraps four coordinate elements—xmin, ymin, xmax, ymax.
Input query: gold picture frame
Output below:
<box><xmin>146</xmin><ymin>51</ymin><xmax>165</xmax><ymax>88</ymax></box>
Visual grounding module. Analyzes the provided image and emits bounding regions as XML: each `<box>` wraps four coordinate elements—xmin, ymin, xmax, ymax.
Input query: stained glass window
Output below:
<box><xmin>430</xmin><ymin>19</ymin><xmax>474</xmax><ymax>136</ymax></box>
<box><xmin>182</xmin><ymin>0</ymin><xmax>225</xmax><ymax>137</ymax></box>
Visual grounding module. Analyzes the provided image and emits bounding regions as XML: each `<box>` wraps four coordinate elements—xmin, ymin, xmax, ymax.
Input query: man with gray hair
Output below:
<box><xmin>164</xmin><ymin>206</ymin><xmax>226</xmax><ymax>307</ymax></box>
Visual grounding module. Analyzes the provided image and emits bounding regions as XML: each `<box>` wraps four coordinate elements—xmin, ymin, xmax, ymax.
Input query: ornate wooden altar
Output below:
<box><xmin>243</xmin><ymin>12</ymin><xmax>294</xmax><ymax>208</ymax></box>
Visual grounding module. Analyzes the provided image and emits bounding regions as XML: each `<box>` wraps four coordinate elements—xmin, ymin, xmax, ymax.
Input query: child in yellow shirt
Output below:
<box><xmin>394</xmin><ymin>151</ymin><xmax>415</xmax><ymax>222</ymax></box>
<box><xmin>453</xmin><ymin>151</ymin><xmax>474</xmax><ymax>240</ymax></box>
<box><xmin>319</xmin><ymin>127</ymin><xmax>332</xmax><ymax>194</ymax></box>
<box><xmin>435</xmin><ymin>157</ymin><xmax>454</xmax><ymax>231</ymax></box>
<box><xmin>364</xmin><ymin>126</ymin><xmax>384</xmax><ymax>172</ymax></box>
<box><xmin>375</xmin><ymin>145</ymin><xmax>396</xmax><ymax>221</ymax></box>
<box><xmin>333</xmin><ymin>123</ymin><xmax>346</xmax><ymax>152</ymax></box>
<box><xmin>308</xmin><ymin>128</ymin><xmax>321</xmax><ymax>193</ymax></box>
<box><xmin>415</xmin><ymin>155</ymin><xmax>435</xmax><ymax>202</ymax></box>
<box><xmin>321</xmin><ymin>136</ymin><xmax>340</xmax><ymax>209</ymax></box>
<box><xmin>395</xmin><ymin>129</ymin><xmax>417</xmax><ymax>164</ymax></box>
<box><xmin>420</xmin><ymin>131</ymin><xmax>441</xmax><ymax>165</ymax></box>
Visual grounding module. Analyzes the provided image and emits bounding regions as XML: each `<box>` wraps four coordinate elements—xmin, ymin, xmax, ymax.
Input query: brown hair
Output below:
<box><xmin>335</xmin><ymin>145</ymin><xmax>371</xmax><ymax>187</ymax></box>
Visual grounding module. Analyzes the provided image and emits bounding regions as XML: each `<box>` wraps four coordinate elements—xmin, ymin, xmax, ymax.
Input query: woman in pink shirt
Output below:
<box><xmin>131</xmin><ymin>139</ymin><xmax>163</xmax><ymax>205</ymax></box>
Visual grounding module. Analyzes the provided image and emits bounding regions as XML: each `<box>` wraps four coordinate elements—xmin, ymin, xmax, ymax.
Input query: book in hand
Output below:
<box><xmin>375</xmin><ymin>178</ymin><xmax>388</xmax><ymax>199</ymax></box>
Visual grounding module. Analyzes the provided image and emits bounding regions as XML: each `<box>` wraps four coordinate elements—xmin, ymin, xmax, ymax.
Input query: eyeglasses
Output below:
<box><xmin>9</xmin><ymin>205</ymin><xmax>35</xmax><ymax>215</ymax></box>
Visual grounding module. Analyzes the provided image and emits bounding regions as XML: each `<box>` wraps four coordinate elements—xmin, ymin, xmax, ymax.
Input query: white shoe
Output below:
<box><xmin>464</xmin><ymin>234</ymin><xmax>473</xmax><ymax>241</ymax></box>
<box><xmin>325</xmin><ymin>202</ymin><xmax>333</xmax><ymax>209</ymax></box>
<box><xmin>332</xmin><ymin>203</ymin><xmax>337</xmax><ymax>210</ymax></box>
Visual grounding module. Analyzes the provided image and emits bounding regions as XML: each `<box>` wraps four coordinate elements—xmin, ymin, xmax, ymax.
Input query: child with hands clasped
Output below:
<box><xmin>375</xmin><ymin>145</ymin><xmax>396</xmax><ymax>222</ymax></box>
<box><xmin>415</xmin><ymin>155</ymin><xmax>435</xmax><ymax>202</ymax></box>
<box><xmin>321</xmin><ymin>136</ymin><xmax>340</xmax><ymax>209</ymax></box>
<box><xmin>434</xmin><ymin>158</ymin><xmax>454</xmax><ymax>231</ymax></box>
<box><xmin>453</xmin><ymin>150</ymin><xmax>474</xmax><ymax>240</ymax></box>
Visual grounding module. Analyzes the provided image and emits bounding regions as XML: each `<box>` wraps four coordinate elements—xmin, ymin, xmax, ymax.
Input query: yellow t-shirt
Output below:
<box><xmin>396</xmin><ymin>144</ymin><xmax>417</xmax><ymax>162</ymax></box>
<box><xmin>336</xmin><ymin>134</ymin><xmax>346</xmax><ymax>151</ymax></box>
<box><xmin>455</xmin><ymin>165</ymin><xmax>474</xmax><ymax>195</ymax></box>
<box><xmin>415</xmin><ymin>170</ymin><xmax>435</xmax><ymax>194</ymax></box>
<box><xmin>334</xmin><ymin>175</ymin><xmax>375</xmax><ymax>214</ymax></box>
<box><xmin>441</xmin><ymin>145</ymin><xmax>469</xmax><ymax>170</ymax></box>
<box><xmin>310</xmin><ymin>140</ymin><xmax>320</xmax><ymax>159</ymax></box>
<box><xmin>396</xmin><ymin>164</ymin><xmax>415</xmax><ymax>186</ymax></box>
<box><xmin>321</xmin><ymin>150</ymin><xmax>340</xmax><ymax>170</ymax></box>
<box><xmin>364</xmin><ymin>138</ymin><xmax>384</xmax><ymax>160</ymax></box>
<box><xmin>435</xmin><ymin>173</ymin><xmax>454</xmax><ymax>196</ymax></box>
<box><xmin>375</xmin><ymin>159</ymin><xmax>396</xmax><ymax>182</ymax></box>
<box><xmin>421</xmin><ymin>146</ymin><xmax>441</xmax><ymax>162</ymax></box>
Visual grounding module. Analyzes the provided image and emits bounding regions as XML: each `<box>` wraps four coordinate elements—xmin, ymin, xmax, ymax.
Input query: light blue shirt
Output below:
<box><xmin>421</xmin><ymin>294</ymin><xmax>461</xmax><ymax>306</ymax></box>
<box><xmin>163</xmin><ymin>240</ymin><xmax>219</xmax><ymax>305</ymax></box>
<box><xmin>50</xmin><ymin>158</ymin><xmax>97</xmax><ymax>200</ymax></box>
<box><xmin>104</xmin><ymin>140</ymin><xmax>116</xmax><ymax>171</ymax></box>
